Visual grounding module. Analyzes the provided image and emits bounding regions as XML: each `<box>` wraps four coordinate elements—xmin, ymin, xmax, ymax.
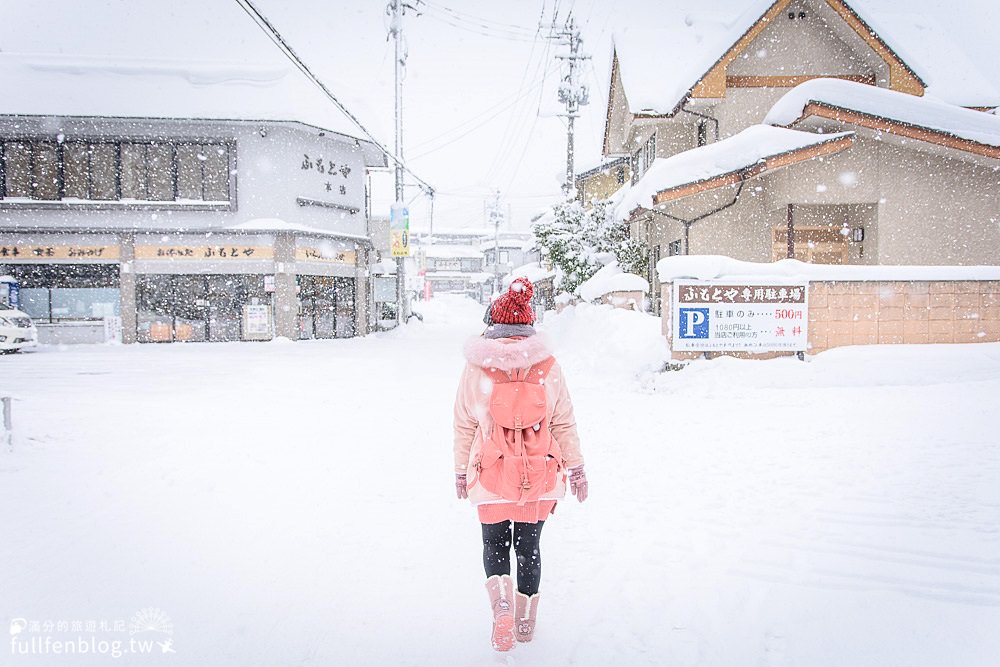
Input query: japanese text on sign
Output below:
<box><xmin>135</xmin><ymin>246</ymin><xmax>275</xmax><ymax>260</ymax></box>
<box><xmin>0</xmin><ymin>245</ymin><xmax>120</xmax><ymax>261</ymax></box>
<box><xmin>672</xmin><ymin>280</ymin><xmax>809</xmax><ymax>352</ymax></box>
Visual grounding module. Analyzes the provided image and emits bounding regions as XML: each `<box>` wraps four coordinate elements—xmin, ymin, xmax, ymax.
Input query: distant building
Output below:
<box><xmin>0</xmin><ymin>53</ymin><xmax>388</xmax><ymax>343</ymax></box>
<box><xmin>409</xmin><ymin>228</ymin><xmax>541</xmax><ymax>304</ymax></box>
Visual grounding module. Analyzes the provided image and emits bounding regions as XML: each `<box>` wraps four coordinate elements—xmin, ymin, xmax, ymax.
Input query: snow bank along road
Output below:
<box><xmin>2</xmin><ymin>295</ymin><xmax>999</xmax><ymax>666</ymax></box>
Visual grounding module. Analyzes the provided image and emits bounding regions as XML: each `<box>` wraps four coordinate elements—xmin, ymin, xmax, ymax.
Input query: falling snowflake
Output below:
<box><xmin>838</xmin><ymin>171</ymin><xmax>859</xmax><ymax>187</ymax></box>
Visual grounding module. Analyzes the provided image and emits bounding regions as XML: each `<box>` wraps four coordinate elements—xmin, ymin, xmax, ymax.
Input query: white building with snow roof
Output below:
<box><xmin>0</xmin><ymin>52</ymin><xmax>388</xmax><ymax>344</ymax></box>
<box><xmin>587</xmin><ymin>0</ymin><xmax>1000</xmax><ymax>313</ymax></box>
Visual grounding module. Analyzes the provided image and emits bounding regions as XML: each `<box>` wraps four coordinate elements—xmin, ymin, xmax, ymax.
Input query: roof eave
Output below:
<box><xmin>790</xmin><ymin>102</ymin><xmax>1000</xmax><ymax>160</ymax></box>
<box><xmin>649</xmin><ymin>133</ymin><xmax>856</xmax><ymax>205</ymax></box>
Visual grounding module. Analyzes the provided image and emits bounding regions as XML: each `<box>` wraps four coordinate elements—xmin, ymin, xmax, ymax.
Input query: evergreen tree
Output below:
<box><xmin>532</xmin><ymin>198</ymin><xmax>648</xmax><ymax>295</ymax></box>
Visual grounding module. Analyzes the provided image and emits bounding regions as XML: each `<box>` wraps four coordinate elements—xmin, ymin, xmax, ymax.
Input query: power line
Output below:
<box><xmin>409</xmin><ymin>62</ymin><xmax>559</xmax><ymax>161</ymax></box>
<box><xmin>420</xmin><ymin>0</ymin><xmax>541</xmax><ymax>34</ymax></box>
<box><xmin>417</xmin><ymin>8</ymin><xmax>539</xmax><ymax>42</ymax></box>
<box><xmin>233</xmin><ymin>0</ymin><xmax>434</xmax><ymax>193</ymax></box>
<box><xmin>417</xmin><ymin>1</ymin><xmax>541</xmax><ymax>41</ymax></box>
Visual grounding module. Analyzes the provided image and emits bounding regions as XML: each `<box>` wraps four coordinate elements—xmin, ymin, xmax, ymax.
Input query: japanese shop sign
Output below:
<box><xmin>295</xmin><ymin>247</ymin><xmax>357</xmax><ymax>265</ymax></box>
<box><xmin>671</xmin><ymin>280</ymin><xmax>809</xmax><ymax>352</ymax></box>
<box><xmin>300</xmin><ymin>153</ymin><xmax>352</xmax><ymax>197</ymax></box>
<box><xmin>134</xmin><ymin>246</ymin><xmax>274</xmax><ymax>260</ymax></box>
<box><xmin>0</xmin><ymin>245</ymin><xmax>120</xmax><ymax>261</ymax></box>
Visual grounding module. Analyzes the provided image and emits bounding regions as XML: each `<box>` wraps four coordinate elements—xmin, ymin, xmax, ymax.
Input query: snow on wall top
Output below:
<box><xmin>505</xmin><ymin>262</ymin><xmax>557</xmax><ymax>285</ymax></box>
<box><xmin>657</xmin><ymin>255</ymin><xmax>1000</xmax><ymax>282</ymax></box>
<box><xmin>0</xmin><ymin>52</ymin><xmax>382</xmax><ymax>144</ymax></box>
<box><xmin>615</xmin><ymin>125</ymin><xmax>853</xmax><ymax>219</ymax></box>
<box><xmin>578</xmin><ymin>261</ymin><xmax>650</xmax><ymax>302</ymax></box>
<box><xmin>764</xmin><ymin>78</ymin><xmax>1000</xmax><ymax>147</ymax></box>
<box><xmin>227</xmin><ymin>219</ymin><xmax>371</xmax><ymax>241</ymax></box>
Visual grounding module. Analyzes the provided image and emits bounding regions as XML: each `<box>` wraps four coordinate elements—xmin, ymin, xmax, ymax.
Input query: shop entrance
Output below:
<box><xmin>136</xmin><ymin>274</ymin><xmax>269</xmax><ymax>342</ymax></box>
<box><xmin>298</xmin><ymin>276</ymin><xmax>355</xmax><ymax>339</ymax></box>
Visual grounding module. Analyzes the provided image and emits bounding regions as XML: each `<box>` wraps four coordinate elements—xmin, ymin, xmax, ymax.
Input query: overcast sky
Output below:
<box><xmin>2</xmin><ymin>0</ymin><xmax>997</xmax><ymax>232</ymax></box>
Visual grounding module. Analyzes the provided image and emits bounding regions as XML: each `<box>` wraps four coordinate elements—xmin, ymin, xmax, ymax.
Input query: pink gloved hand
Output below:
<box><xmin>568</xmin><ymin>466</ymin><xmax>588</xmax><ymax>503</ymax></box>
<box><xmin>455</xmin><ymin>473</ymin><xmax>468</xmax><ymax>499</ymax></box>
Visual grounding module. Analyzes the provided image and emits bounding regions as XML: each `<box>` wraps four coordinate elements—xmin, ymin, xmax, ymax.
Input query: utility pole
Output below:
<box><xmin>389</xmin><ymin>0</ymin><xmax>408</xmax><ymax>322</ymax></box>
<box><xmin>488</xmin><ymin>189</ymin><xmax>504</xmax><ymax>294</ymax></box>
<box><xmin>549</xmin><ymin>15</ymin><xmax>590</xmax><ymax>199</ymax></box>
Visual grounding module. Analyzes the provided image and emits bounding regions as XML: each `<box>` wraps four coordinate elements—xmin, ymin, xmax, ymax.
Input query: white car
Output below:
<box><xmin>0</xmin><ymin>308</ymin><xmax>38</xmax><ymax>353</ymax></box>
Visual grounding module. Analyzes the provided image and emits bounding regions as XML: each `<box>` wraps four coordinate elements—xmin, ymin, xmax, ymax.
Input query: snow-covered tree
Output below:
<box><xmin>532</xmin><ymin>198</ymin><xmax>647</xmax><ymax>295</ymax></box>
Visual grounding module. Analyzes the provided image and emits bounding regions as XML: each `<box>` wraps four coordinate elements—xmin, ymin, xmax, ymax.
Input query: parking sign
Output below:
<box><xmin>671</xmin><ymin>280</ymin><xmax>808</xmax><ymax>352</ymax></box>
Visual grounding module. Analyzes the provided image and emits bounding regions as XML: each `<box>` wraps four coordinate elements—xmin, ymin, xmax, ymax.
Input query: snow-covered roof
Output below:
<box><xmin>657</xmin><ymin>255</ymin><xmax>1000</xmax><ymax>282</ymax></box>
<box><xmin>0</xmin><ymin>52</ymin><xmax>386</xmax><ymax>160</ymax></box>
<box><xmin>765</xmin><ymin>78</ymin><xmax>1000</xmax><ymax>149</ymax></box>
<box><xmin>611</xmin><ymin>0</ymin><xmax>998</xmax><ymax>118</ymax></box>
<box><xmin>616</xmin><ymin>125</ymin><xmax>854</xmax><ymax>218</ymax></box>
<box><xmin>611</xmin><ymin>11</ymin><xmax>734</xmax><ymax>115</ymax></box>
<box><xmin>577</xmin><ymin>262</ymin><xmax>650</xmax><ymax>302</ymax></box>
<box><xmin>425</xmin><ymin>271</ymin><xmax>491</xmax><ymax>282</ymax></box>
<box><xmin>420</xmin><ymin>245</ymin><xmax>482</xmax><ymax>259</ymax></box>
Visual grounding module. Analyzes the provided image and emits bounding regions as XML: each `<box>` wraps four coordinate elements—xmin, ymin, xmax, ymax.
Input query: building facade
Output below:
<box><xmin>0</xmin><ymin>56</ymin><xmax>387</xmax><ymax>344</ymax></box>
<box><xmin>595</xmin><ymin>0</ymin><xmax>1000</xmax><ymax>312</ymax></box>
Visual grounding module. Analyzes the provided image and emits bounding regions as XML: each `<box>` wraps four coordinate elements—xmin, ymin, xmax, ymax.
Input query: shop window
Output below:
<box><xmin>2</xmin><ymin>142</ymin><xmax>33</xmax><ymax>198</ymax></box>
<box><xmin>33</xmin><ymin>142</ymin><xmax>60</xmax><ymax>200</ymax></box>
<box><xmin>62</xmin><ymin>143</ymin><xmax>91</xmax><ymax>199</ymax></box>
<box><xmin>5</xmin><ymin>264</ymin><xmax>120</xmax><ymax>323</ymax></box>
<box><xmin>1</xmin><ymin>138</ymin><xmax>231</xmax><ymax>206</ymax></box>
<box><xmin>89</xmin><ymin>144</ymin><xmax>118</xmax><ymax>201</ymax></box>
<box><xmin>176</xmin><ymin>143</ymin><xmax>230</xmax><ymax>202</ymax></box>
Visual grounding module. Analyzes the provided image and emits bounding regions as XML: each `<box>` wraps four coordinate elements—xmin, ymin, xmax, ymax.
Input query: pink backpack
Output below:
<box><xmin>472</xmin><ymin>356</ymin><xmax>563</xmax><ymax>506</ymax></box>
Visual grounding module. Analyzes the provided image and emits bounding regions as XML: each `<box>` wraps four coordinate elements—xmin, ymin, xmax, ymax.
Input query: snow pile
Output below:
<box><xmin>657</xmin><ymin>254</ymin><xmax>1000</xmax><ymax>282</ymax></box>
<box><xmin>765</xmin><ymin>78</ymin><xmax>1000</xmax><ymax>147</ymax></box>
<box><xmin>616</xmin><ymin>126</ymin><xmax>853</xmax><ymax>218</ymax></box>
<box><xmin>576</xmin><ymin>261</ymin><xmax>650</xmax><ymax>303</ymax></box>
<box><xmin>539</xmin><ymin>301</ymin><xmax>669</xmax><ymax>387</ymax></box>
<box><xmin>504</xmin><ymin>261</ymin><xmax>556</xmax><ymax>285</ymax></box>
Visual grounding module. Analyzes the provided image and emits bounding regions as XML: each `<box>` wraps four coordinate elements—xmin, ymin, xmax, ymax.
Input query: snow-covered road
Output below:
<box><xmin>2</xmin><ymin>295</ymin><xmax>999</xmax><ymax>666</ymax></box>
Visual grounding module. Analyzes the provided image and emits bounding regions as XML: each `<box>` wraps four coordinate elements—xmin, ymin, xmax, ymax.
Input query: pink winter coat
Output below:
<box><xmin>453</xmin><ymin>333</ymin><xmax>584</xmax><ymax>506</ymax></box>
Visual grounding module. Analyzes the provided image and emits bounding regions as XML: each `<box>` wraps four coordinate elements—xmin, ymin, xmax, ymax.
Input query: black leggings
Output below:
<box><xmin>481</xmin><ymin>520</ymin><xmax>545</xmax><ymax>595</ymax></box>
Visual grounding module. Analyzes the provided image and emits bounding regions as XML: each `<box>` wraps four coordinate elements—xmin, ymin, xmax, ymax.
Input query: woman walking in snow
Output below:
<box><xmin>453</xmin><ymin>277</ymin><xmax>588</xmax><ymax>652</ymax></box>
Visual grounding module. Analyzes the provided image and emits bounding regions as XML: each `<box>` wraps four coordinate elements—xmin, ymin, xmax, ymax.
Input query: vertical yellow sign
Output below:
<box><xmin>390</xmin><ymin>204</ymin><xmax>410</xmax><ymax>257</ymax></box>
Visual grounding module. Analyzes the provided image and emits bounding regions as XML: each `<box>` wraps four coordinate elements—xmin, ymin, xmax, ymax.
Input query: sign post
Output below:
<box><xmin>390</xmin><ymin>203</ymin><xmax>410</xmax><ymax>325</ymax></box>
<box><xmin>671</xmin><ymin>280</ymin><xmax>809</xmax><ymax>353</ymax></box>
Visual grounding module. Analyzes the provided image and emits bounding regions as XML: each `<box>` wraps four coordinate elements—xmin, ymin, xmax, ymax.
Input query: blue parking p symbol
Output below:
<box><xmin>679</xmin><ymin>308</ymin><xmax>710</xmax><ymax>338</ymax></box>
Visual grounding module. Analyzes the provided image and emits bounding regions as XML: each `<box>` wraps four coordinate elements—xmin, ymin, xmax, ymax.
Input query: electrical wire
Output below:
<box><xmin>417</xmin><ymin>8</ymin><xmax>539</xmax><ymax>42</ymax></box>
<box><xmin>233</xmin><ymin>0</ymin><xmax>434</xmax><ymax>193</ymax></box>
<box><xmin>420</xmin><ymin>0</ymin><xmax>541</xmax><ymax>34</ymax></box>
<box><xmin>406</xmin><ymin>63</ymin><xmax>560</xmax><ymax>160</ymax></box>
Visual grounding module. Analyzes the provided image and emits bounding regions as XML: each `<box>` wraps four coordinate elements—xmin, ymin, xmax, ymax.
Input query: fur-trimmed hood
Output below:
<box><xmin>463</xmin><ymin>334</ymin><xmax>554</xmax><ymax>371</ymax></box>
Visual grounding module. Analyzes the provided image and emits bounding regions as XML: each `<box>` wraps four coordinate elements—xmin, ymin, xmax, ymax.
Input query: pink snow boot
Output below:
<box><xmin>514</xmin><ymin>591</ymin><xmax>539</xmax><ymax>642</ymax></box>
<box><xmin>485</xmin><ymin>574</ymin><xmax>515</xmax><ymax>651</ymax></box>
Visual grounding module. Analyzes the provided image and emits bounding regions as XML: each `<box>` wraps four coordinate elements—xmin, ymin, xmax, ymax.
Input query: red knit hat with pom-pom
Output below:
<box><xmin>490</xmin><ymin>277</ymin><xmax>535</xmax><ymax>325</ymax></box>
